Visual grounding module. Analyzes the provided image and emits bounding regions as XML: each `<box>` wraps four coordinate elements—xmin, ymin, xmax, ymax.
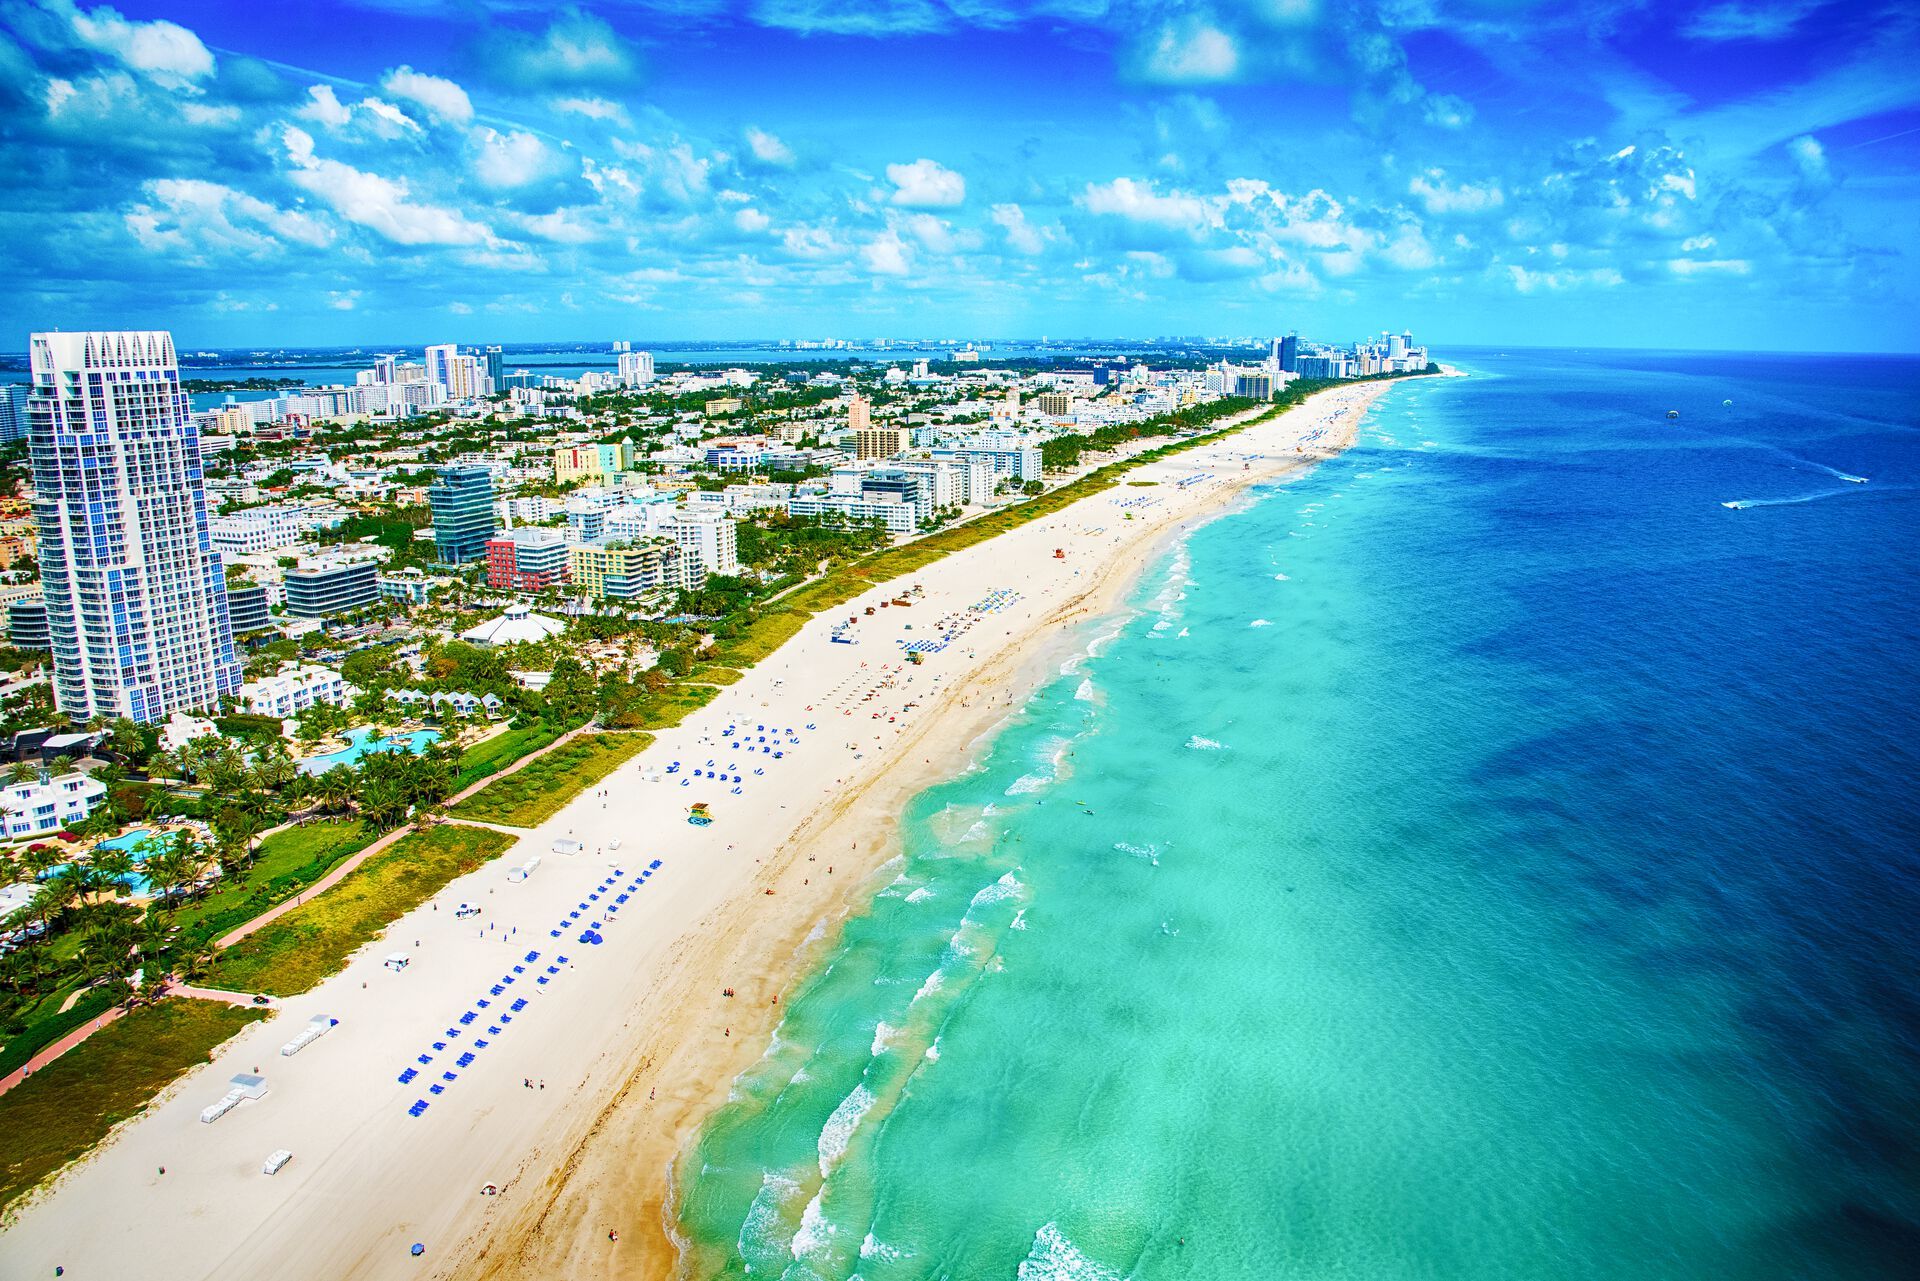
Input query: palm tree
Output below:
<box><xmin>47</xmin><ymin>754</ymin><xmax>75</xmax><ymax>778</ymax></box>
<box><xmin>90</xmin><ymin>847</ymin><xmax>137</xmax><ymax>897</ymax></box>
<box><xmin>7</xmin><ymin>760</ymin><xmax>40</xmax><ymax>785</ymax></box>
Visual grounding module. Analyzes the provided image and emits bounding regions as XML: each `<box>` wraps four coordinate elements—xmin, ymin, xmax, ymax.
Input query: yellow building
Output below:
<box><xmin>704</xmin><ymin>398</ymin><xmax>743</xmax><ymax>418</ymax></box>
<box><xmin>855</xmin><ymin>427</ymin><xmax>911</xmax><ymax>460</ymax></box>
<box><xmin>554</xmin><ymin>444</ymin><xmax>602</xmax><ymax>485</ymax></box>
<box><xmin>567</xmin><ymin>538</ymin><xmax>693</xmax><ymax>601</ymax></box>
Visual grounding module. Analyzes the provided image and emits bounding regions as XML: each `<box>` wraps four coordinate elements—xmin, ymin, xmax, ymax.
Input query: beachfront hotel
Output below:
<box><xmin>25</xmin><ymin>330</ymin><xmax>243</xmax><ymax>724</ymax></box>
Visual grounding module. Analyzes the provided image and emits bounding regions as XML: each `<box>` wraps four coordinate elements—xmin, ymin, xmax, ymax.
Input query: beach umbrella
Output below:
<box><xmin>411</xmin><ymin>1243</ymin><xmax>425</xmax><ymax>1257</ymax></box>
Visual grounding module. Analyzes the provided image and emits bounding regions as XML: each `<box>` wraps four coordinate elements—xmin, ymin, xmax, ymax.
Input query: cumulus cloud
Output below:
<box><xmin>125</xmin><ymin>177</ymin><xmax>332</xmax><ymax>260</ymax></box>
<box><xmin>862</xmin><ymin>228</ymin><xmax>913</xmax><ymax>275</ymax></box>
<box><xmin>64</xmin><ymin>1</ymin><xmax>215</xmax><ymax>89</ymax></box>
<box><xmin>1138</xmin><ymin>18</ymin><xmax>1240</xmax><ymax>84</ymax></box>
<box><xmin>481</xmin><ymin>11</ymin><xmax>641</xmax><ymax>91</ymax></box>
<box><xmin>283</xmin><ymin>125</ymin><xmax>496</xmax><ymax>247</ymax></box>
<box><xmin>381</xmin><ymin>65</ymin><xmax>473</xmax><ymax>124</ymax></box>
<box><xmin>887</xmin><ymin>158</ymin><xmax>965</xmax><ymax>207</ymax></box>
<box><xmin>473</xmin><ymin>128</ymin><xmax>558</xmax><ymax>189</ymax></box>
<box><xmin>990</xmin><ymin>202</ymin><xmax>1046</xmax><ymax>254</ymax></box>
<box><xmin>745</xmin><ymin>126</ymin><xmax>796</xmax><ymax>167</ymax></box>
<box><xmin>1082</xmin><ymin>177</ymin><xmax>1214</xmax><ymax>229</ymax></box>
<box><xmin>1408</xmin><ymin>170</ymin><xmax>1503</xmax><ymax>214</ymax></box>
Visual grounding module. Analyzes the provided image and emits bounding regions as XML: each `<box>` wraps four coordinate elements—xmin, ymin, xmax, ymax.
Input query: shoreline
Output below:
<box><xmin>463</xmin><ymin>381</ymin><xmax>1389</xmax><ymax>1281</ymax></box>
<box><xmin>0</xmin><ymin>378</ymin><xmax>1408</xmax><ymax>1281</ymax></box>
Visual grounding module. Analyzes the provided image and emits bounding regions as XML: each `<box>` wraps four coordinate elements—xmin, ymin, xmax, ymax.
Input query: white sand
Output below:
<box><xmin>0</xmin><ymin>381</ymin><xmax>1399</xmax><ymax>1280</ymax></box>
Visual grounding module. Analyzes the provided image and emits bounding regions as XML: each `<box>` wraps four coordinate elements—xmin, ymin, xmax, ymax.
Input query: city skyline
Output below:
<box><xmin>3</xmin><ymin>1</ymin><xmax>1916</xmax><ymax>352</ymax></box>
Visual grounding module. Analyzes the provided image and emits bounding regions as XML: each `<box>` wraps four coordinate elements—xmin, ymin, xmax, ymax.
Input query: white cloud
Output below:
<box><xmin>1140</xmin><ymin>18</ymin><xmax>1240</xmax><ymax>84</ymax></box>
<box><xmin>381</xmin><ymin>66</ymin><xmax>473</xmax><ymax>125</ymax></box>
<box><xmin>283</xmin><ymin>125</ymin><xmax>495</xmax><ymax>247</ymax></box>
<box><xmin>125</xmin><ymin>177</ymin><xmax>332</xmax><ymax>260</ymax></box>
<box><xmin>1683</xmin><ymin>1</ymin><xmax>1822</xmax><ymax>42</ymax></box>
<box><xmin>474</xmin><ymin>128</ymin><xmax>556</xmax><ymax>189</ymax></box>
<box><xmin>1081</xmin><ymin>177</ymin><xmax>1213</xmax><ymax>229</ymax></box>
<box><xmin>990</xmin><ymin>203</ymin><xmax>1046</xmax><ymax>254</ymax></box>
<box><xmin>1408</xmin><ymin>170</ymin><xmax>1504</xmax><ymax>215</ymax></box>
<box><xmin>1507</xmin><ymin>264</ymin><xmax>1626</xmax><ymax>292</ymax></box>
<box><xmin>553</xmin><ymin>96</ymin><xmax>630</xmax><ymax>125</ymax></box>
<box><xmin>66</xmin><ymin>1</ymin><xmax>215</xmax><ymax>89</ymax></box>
<box><xmin>297</xmin><ymin>85</ymin><xmax>353</xmax><ymax>128</ymax></box>
<box><xmin>745</xmin><ymin>126</ymin><xmax>796</xmax><ymax>167</ymax></box>
<box><xmin>862</xmin><ymin>229</ymin><xmax>913</xmax><ymax>275</ymax></box>
<box><xmin>1787</xmin><ymin>134</ymin><xmax>1828</xmax><ymax>181</ymax></box>
<box><xmin>328</xmin><ymin>290</ymin><xmax>360</xmax><ymax>310</ymax></box>
<box><xmin>485</xmin><ymin>12</ymin><xmax>639</xmax><ymax>90</ymax></box>
<box><xmin>1668</xmin><ymin>257</ymin><xmax>1752</xmax><ymax>276</ymax></box>
<box><xmin>734</xmin><ymin>207</ymin><xmax>771</xmax><ymax>233</ymax></box>
<box><xmin>887</xmin><ymin>158</ymin><xmax>965</xmax><ymax>208</ymax></box>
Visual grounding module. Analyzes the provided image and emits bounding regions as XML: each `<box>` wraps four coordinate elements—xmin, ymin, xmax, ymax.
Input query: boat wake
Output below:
<box><xmin>1721</xmin><ymin>486</ymin><xmax>1875</xmax><ymax>510</ymax></box>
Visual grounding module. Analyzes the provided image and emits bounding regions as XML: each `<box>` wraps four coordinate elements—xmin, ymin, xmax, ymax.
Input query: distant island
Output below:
<box><xmin>182</xmin><ymin>376</ymin><xmax>306</xmax><ymax>393</ymax></box>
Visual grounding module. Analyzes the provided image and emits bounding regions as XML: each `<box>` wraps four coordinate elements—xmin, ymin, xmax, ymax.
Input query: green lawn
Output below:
<box><xmin>453</xmin><ymin>721</ymin><xmax>567</xmax><ymax>791</ymax></box>
<box><xmin>450</xmin><ymin>733</ymin><xmax>652</xmax><ymax>828</ymax></box>
<box><xmin>0</xmin><ymin>998</ymin><xmax>268</xmax><ymax>1214</ymax></box>
<box><xmin>202</xmin><ymin>824</ymin><xmax>514</xmax><ymax>996</ymax></box>
<box><xmin>166</xmin><ymin>820</ymin><xmax>374</xmax><ymax>943</ymax></box>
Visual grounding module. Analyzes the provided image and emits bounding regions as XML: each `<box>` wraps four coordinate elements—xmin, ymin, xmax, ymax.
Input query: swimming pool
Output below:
<box><xmin>298</xmin><ymin>726</ymin><xmax>441</xmax><ymax>775</ymax></box>
<box><xmin>48</xmin><ymin>828</ymin><xmax>171</xmax><ymax>896</ymax></box>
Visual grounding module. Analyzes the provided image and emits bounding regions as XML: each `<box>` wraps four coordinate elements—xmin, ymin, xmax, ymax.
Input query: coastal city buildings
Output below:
<box><xmin>430</xmin><ymin>465</ymin><xmax>499</xmax><ymax>563</ymax></box>
<box><xmin>25</xmin><ymin>330</ymin><xmax>242</xmax><ymax>723</ymax></box>
<box><xmin>282</xmin><ymin>554</ymin><xmax>380</xmax><ymax>619</ymax></box>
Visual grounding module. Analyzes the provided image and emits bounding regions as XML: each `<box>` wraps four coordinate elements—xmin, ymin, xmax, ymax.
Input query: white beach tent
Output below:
<box><xmin>384</xmin><ymin>952</ymin><xmax>410</xmax><ymax>971</ymax></box>
<box><xmin>506</xmin><ymin>855</ymin><xmax>542</xmax><ymax>883</ymax></box>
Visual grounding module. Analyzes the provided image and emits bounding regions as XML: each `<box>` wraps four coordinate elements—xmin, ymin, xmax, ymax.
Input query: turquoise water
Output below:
<box><xmin>48</xmin><ymin>828</ymin><xmax>166</xmax><ymax>895</ymax></box>
<box><xmin>297</xmin><ymin>726</ymin><xmax>440</xmax><ymax>774</ymax></box>
<box><xmin>672</xmin><ymin>352</ymin><xmax>1920</xmax><ymax>1279</ymax></box>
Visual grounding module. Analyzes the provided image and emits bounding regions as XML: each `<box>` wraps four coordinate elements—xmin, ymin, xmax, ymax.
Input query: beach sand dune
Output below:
<box><xmin>0</xmin><ymin>380</ymin><xmax>1399</xmax><ymax>1281</ymax></box>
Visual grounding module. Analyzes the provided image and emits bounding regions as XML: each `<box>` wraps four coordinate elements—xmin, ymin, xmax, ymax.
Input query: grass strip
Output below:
<box><xmin>453</xmin><ymin>721</ymin><xmax>567</xmax><ymax>791</ymax></box>
<box><xmin>449</xmin><ymin>733</ymin><xmax>652</xmax><ymax>829</ymax></box>
<box><xmin>0</xmin><ymin>985</ymin><xmax>126</xmax><ymax>1081</ymax></box>
<box><xmin>202</xmin><ymin>824</ymin><xmax>514</xmax><ymax>997</ymax></box>
<box><xmin>172</xmin><ymin>820</ymin><xmax>374</xmax><ymax>942</ymax></box>
<box><xmin>0</xmin><ymin>998</ymin><xmax>268</xmax><ymax>1214</ymax></box>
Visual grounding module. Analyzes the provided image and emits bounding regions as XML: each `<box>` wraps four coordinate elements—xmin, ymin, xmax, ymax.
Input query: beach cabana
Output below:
<box><xmin>384</xmin><ymin>952</ymin><xmax>410</xmax><ymax>971</ymax></box>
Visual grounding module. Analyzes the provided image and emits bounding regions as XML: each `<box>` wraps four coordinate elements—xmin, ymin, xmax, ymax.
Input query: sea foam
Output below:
<box><xmin>1016</xmin><ymin>1223</ymin><xmax>1125</xmax><ymax>1281</ymax></box>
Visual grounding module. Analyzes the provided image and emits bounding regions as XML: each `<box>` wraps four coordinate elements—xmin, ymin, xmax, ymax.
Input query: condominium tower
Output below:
<box><xmin>27</xmin><ymin>330</ymin><xmax>242</xmax><ymax>722</ymax></box>
<box><xmin>430</xmin><ymin>465</ymin><xmax>499</xmax><ymax>563</ymax></box>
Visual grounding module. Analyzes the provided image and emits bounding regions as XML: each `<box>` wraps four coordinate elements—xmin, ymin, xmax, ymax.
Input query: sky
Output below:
<box><xmin>2</xmin><ymin>0</ymin><xmax>1917</xmax><ymax>351</ymax></box>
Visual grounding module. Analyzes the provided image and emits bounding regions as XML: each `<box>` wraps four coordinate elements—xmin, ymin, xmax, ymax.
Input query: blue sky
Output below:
<box><xmin>2</xmin><ymin>0</ymin><xmax>1917</xmax><ymax>350</ymax></box>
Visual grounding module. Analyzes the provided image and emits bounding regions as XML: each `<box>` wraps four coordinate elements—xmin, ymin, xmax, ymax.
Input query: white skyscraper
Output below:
<box><xmin>28</xmin><ymin>330</ymin><xmax>242</xmax><ymax>723</ymax></box>
<box><xmin>617</xmin><ymin>350</ymin><xmax>655</xmax><ymax>387</ymax></box>
<box><xmin>424</xmin><ymin>342</ymin><xmax>457</xmax><ymax>393</ymax></box>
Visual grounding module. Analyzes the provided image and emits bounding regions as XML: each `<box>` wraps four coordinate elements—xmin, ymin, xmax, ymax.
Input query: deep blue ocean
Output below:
<box><xmin>671</xmin><ymin>349</ymin><xmax>1920</xmax><ymax>1280</ymax></box>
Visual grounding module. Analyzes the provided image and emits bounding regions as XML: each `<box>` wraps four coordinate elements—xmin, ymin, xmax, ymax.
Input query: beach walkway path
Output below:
<box><xmin>0</xmin><ymin>724</ymin><xmax>594</xmax><ymax>1097</ymax></box>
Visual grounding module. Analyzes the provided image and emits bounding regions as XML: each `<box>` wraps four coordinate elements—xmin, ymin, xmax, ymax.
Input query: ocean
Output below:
<box><xmin>669</xmin><ymin>349</ymin><xmax>1920</xmax><ymax>1280</ymax></box>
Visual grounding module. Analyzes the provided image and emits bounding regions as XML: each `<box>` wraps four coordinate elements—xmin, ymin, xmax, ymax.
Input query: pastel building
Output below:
<box><xmin>26</xmin><ymin>330</ymin><xmax>242</xmax><ymax>723</ymax></box>
<box><xmin>568</xmin><ymin>539</ymin><xmax>700</xmax><ymax>602</ymax></box>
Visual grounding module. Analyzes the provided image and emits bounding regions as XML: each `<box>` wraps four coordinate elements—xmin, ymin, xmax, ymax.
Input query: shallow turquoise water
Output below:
<box><xmin>672</xmin><ymin>352</ymin><xmax>1920</xmax><ymax>1280</ymax></box>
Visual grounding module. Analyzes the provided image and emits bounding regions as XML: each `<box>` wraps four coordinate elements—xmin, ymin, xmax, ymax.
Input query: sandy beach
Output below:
<box><xmin>0</xmin><ymin>378</ymin><xmax>1404</xmax><ymax>1281</ymax></box>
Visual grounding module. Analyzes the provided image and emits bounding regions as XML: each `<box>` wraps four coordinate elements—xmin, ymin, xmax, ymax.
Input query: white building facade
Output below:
<box><xmin>27</xmin><ymin>331</ymin><xmax>243</xmax><ymax>723</ymax></box>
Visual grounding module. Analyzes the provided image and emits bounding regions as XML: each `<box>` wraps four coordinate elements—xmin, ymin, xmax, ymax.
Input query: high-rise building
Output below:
<box><xmin>617</xmin><ymin>350</ymin><xmax>655</xmax><ymax>387</ymax></box>
<box><xmin>424</xmin><ymin>343</ymin><xmax>457</xmax><ymax>393</ymax></box>
<box><xmin>484</xmin><ymin>345</ymin><xmax>504</xmax><ymax>390</ymax></box>
<box><xmin>848</xmin><ymin>394</ymin><xmax>871</xmax><ymax>434</ymax></box>
<box><xmin>429</xmin><ymin>465</ymin><xmax>499</xmax><ymax>563</ymax></box>
<box><xmin>486</xmin><ymin>527</ymin><xmax>571</xmax><ymax>590</ymax></box>
<box><xmin>1279</xmin><ymin>333</ymin><xmax>1300</xmax><ymax>374</ymax></box>
<box><xmin>0</xmin><ymin>383</ymin><xmax>29</xmax><ymax>443</ymax></box>
<box><xmin>372</xmin><ymin>354</ymin><xmax>397</xmax><ymax>384</ymax></box>
<box><xmin>27</xmin><ymin>330</ymin><xmax>242</xmax><ymax>723</ymax></box>
<box><xmin>855</xmin><ymin>426</ymin><xmax>911</xmax><ymax>460</ymax></box>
